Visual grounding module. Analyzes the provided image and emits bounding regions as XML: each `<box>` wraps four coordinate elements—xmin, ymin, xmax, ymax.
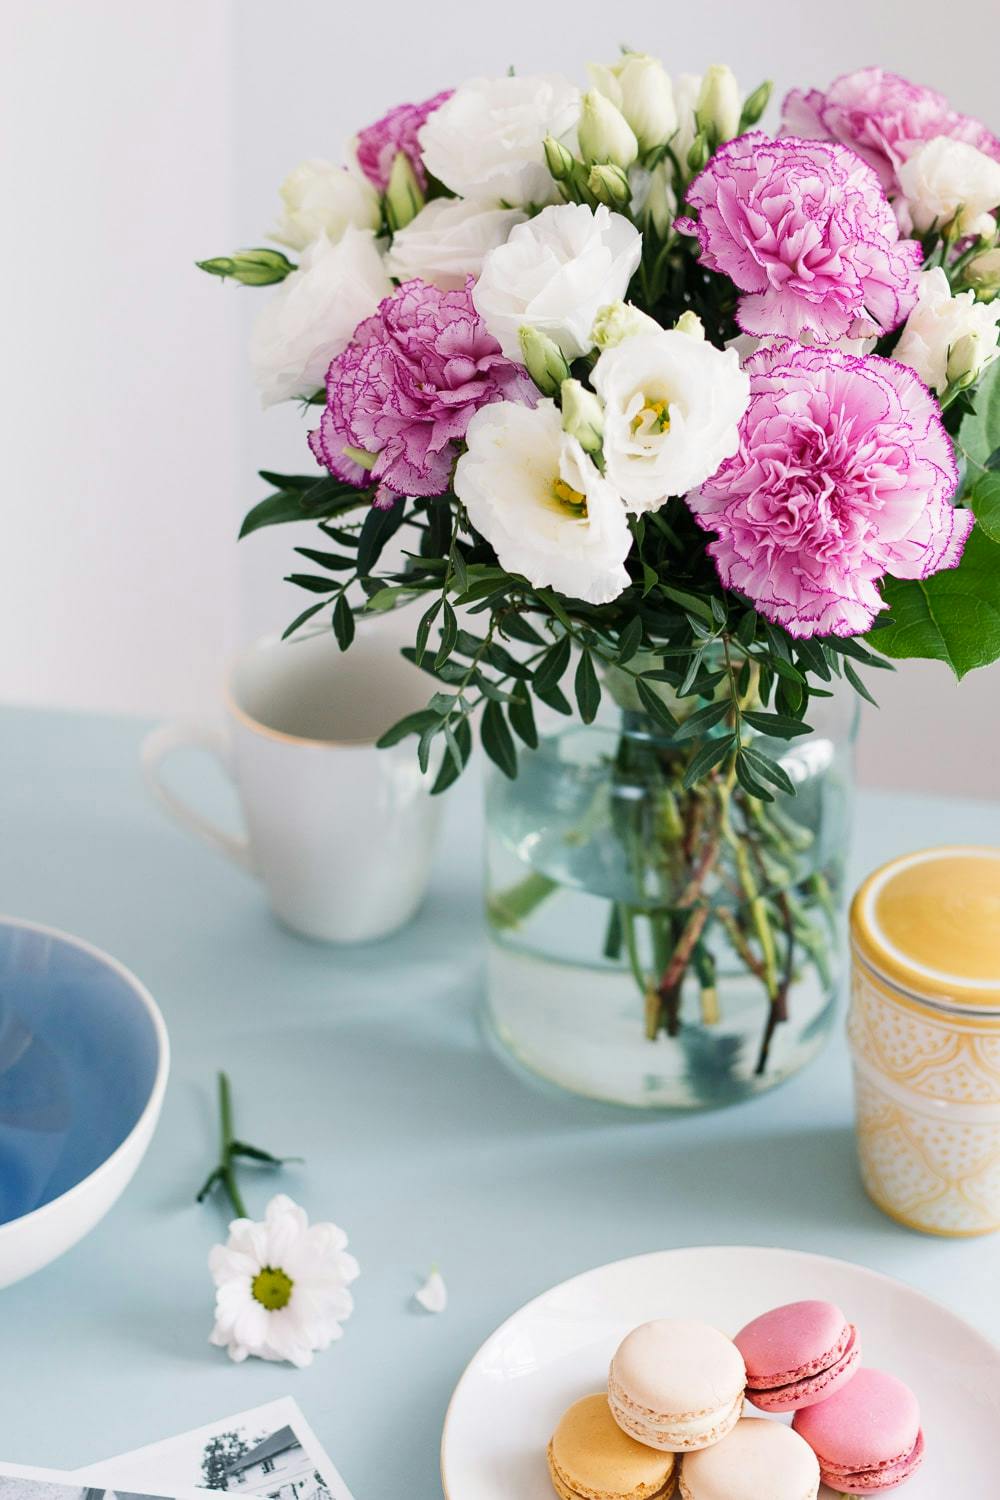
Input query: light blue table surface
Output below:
<box><xmin>1</xmin><ymin>705</ymin><xmax>999</xmax><ymax>1495</ymax></box>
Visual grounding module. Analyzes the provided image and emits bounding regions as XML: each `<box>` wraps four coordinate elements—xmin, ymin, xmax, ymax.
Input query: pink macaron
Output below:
<box><xmin>734</xmin><ymin>1300</ymin><xmax>860</xmax><ymax>1413</ymax></box>
<box><xmin>792</xmin><ymin>1367</ymin><xmax>925</xmax><ymax>1493</ymax></box>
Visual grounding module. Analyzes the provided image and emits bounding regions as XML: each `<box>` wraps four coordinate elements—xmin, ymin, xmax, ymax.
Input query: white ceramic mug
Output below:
<box><xmin>142</xmin><ymin>625</ymin><xmax>443</xmax><ymax>943</ymax></box>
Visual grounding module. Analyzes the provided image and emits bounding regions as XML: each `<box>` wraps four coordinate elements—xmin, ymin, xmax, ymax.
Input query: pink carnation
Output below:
<box><xmin>686</xmin><ymin>341</ymin><xmax>969</xmax><ymax>639</ymax></box>
<box><xmin>309</xmin><ymin>278</ymin><xmax>534</xmax><ymax>500</ymax></box>
<box><xmin>355</xmin><ymin>90</ymin><xmax>453</xmax><ymax>193</ymax></box>
<box><xmin>782</xmin><ymin>68</ymin><xmax>1000</xmax><ymax>196</ymax></box>
<box><xmin>677</xmin><ymin>134</ymin><xmax>921</xmax><ymax>344</ymax></box>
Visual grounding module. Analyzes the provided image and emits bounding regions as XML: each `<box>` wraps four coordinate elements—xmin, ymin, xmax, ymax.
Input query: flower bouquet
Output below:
<box><xmin>201</xmin><ymin>58</ymin><xmax>1000</xmax><ymax>1105</ymax></box>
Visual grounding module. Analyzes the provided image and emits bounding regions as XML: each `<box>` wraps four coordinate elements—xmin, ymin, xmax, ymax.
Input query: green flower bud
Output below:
<box><xmin>592</xmin><ymin>300</ymin><xmax>662</xmax><ymax>348</ymax></box>
<box><xmin>963</xmin><ymin>247</ymin><xmax>1000</xmax><ymax>298</ymax></box>
<box><xmin>384</xmin><ymin>150</ymin><xmax>425</xmax><ymax>233</ymax></box>
<box><xmin>674</xmin><ymin>310</ymin><xmax>705</xmax><ymax>340</ymax></box>
<box><xmin>696</xmin><ymin>65</ymin><xmax>742</xmax><ymax>146</ymax></box>
<box><xmin>587</xmin><ymin>162</ymin><xmax>632</xmax><ymax>210</ymax></box>
<box><xmin>686</xmin><ymin>132</ymin><xmax>711</xmax><ymax>177</ymax></box>
<box><xmin>544</xmin><ymin>134</ymin><xmax>576</xmax><ymax>182</ymax></box>
<box><xmin>560</xmin><ymin>378</ymin><xmax>604</xmax><ymax>454</ymax></box>
<box><xmin>519</xmin><ymin>326</ymin><xmax>571</xmax><ymax>397</ymax></box>
<box><xmin>196</xmin><ymin>248</ymin><xmax>296</xmax><ymax>286</ymax></box>
<box><xmin>739</xmin><ymin>80</ymin><xmax>773</xmax><ymax>130</ymax></box>
<box><xmin>578</xmin><ymin>90</ymin><xmax>639</xmax><ymax>170</ymax></box>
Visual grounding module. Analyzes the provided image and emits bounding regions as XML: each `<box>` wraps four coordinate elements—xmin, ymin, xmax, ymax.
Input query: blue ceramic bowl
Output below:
<box><xmin>0</xmin><ymin>917</ymin><xmax>169</xmax><ymax>1286</ymax></box>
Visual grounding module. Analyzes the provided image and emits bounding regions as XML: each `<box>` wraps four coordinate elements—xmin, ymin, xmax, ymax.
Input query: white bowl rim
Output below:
<box><xmin>0</xmin><ymin>913</ymin><xmax>170</xmax><ymax>1239</ymax></box>
<box><xmin>439</xmin><ymin>1244</ymin><xmax>1000</xmax><ymax>1498</ymax></box>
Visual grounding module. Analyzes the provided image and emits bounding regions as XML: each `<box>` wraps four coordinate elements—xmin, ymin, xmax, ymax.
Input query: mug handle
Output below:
<box><xmin>141</xmin><ymin>722</ymin><xmax>255</xmax><ymax>873</ymax></box>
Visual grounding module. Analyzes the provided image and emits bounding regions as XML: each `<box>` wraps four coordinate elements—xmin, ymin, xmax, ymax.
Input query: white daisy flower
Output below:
<box><xmin>209</xmin><ymin>1193</ymin><xmax>359</xmax><ymax>1367</ymax></box>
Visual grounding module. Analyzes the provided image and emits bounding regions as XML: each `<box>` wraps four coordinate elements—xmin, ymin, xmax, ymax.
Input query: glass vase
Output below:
<box><xmin>484</xmin><ymin>690</ymin><xmax>858</xmax><ymax>1109</ymax></box>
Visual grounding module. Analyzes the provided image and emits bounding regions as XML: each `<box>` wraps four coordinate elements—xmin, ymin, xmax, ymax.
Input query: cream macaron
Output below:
<box><xmin>547</xmin><ymin>1394</ymin><xmax>677</xmax><ymax>1500</ymax></box>
<box><xmin>679</xmin><ymin>1417</ymin><xmax>820</xmax><ymax>1500</ymax></box>
<box><xmin>608</xmin><ymin>1320</ymin><xmax>746</xmax><ymax>1452</ymax></box>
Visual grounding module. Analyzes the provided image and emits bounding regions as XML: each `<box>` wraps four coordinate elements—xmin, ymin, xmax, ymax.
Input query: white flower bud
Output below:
<box><xmin>578</xmin><ymin>90</ymin><xmax>639</xmax><ymax>169</ymax></box>
<box><xmin>592</xmin><ymin>301</ymin><xmax>663</xmax><ymax>349</ymax></box>
<box><xmin>948</xmin><ymin>330</ymin><xmax>993</xmax><ymax>388</ymax></box>
<box><xmin>696</xmin><ymin>65</ymin><xmax>742</xmax><ymax>146</ymax></box>
<box><xmin>615</xmin><ymin>55</ymin><xmax>677</xmax><ymax>152</ymax></box>
<box><xmin>635</xmin><ymin>160</ymin><xmax>677</xmax><ymax>238</ymax></box>
<box><xmin>674</xmin><ymin>311</ymin><xmax>705</xmax><ymax>339</ymax></box>
<box><xmin>561</xmin><ymin>378</ymin><xmax>605</xmax><ymax>453</ymax></box>
<box><xmin>544</xmin><ymin>134</ymin><xmax>576</xmax><ymax>183</ymax></box>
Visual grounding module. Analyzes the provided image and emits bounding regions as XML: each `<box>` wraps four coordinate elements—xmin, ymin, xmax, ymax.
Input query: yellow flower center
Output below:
<box><xmin>632</xmin><ymin>398</ymin><xmax>671</xmax><ymax>436</ymax></box>
<box><xmin>252</xmin><ymin>1265</ymin><xmax>294</xmax><ymax>1311</ymax></box>
<box><xmin>551</xmin><ymin>477</ymin><xmax>588</xmax><ymax>516</ymax></box>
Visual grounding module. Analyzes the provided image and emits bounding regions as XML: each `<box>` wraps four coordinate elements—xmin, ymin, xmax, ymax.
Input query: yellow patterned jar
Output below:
<box><xmin>849</xmin><ymin>847</ymin><xmax>1000</xmax><ymax>1237</ymax></box>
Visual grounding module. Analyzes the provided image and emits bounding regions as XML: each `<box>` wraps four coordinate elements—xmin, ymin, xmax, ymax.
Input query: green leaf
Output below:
<box><xmin>533</xmin><ymin>681</ymin><xmax>573</xmax><ymax>716</ymax></box>
<box><xmin>508</xmin><ymin>685</ymin><xmax>539</xmax><ymax>749</ymax></box>
<box><xmin>682</xmin><ymin>734</ymin><xmax>735</xmax><ymax>788</ymax></box>
<box><xmin>240</xmin><ymin>491</ymin><xmax>311</xmax><ymax>539</ymax></box>
<box><xmin>742</xmin><ymin>710</ymin><xmax>813</xmax><ymax>739</ymax></box>
<box><xmin>281</xmin><ymin>599</ymin><xmax>327</xmax><ymax>640</ymax></box>
<box><xmin>574</xmin><ymin>649</ymin><xmax>601</xmax><ymax>724</ymax></box>
<box><xmin>616</xmin><ymin>616</ymin><xmax>644</xmax><ymax>664</ymax></box>
<box><xmin>435</xmin><ymin>601</ymin><xmax>458</xmax><ymax>669</ymax></box>
<box><xmin>481</xmin><ymin>700</ymin><xmax>518</xmax><ymax>778</ymax></box>
<box><xmin>844</xmin><ymin>660</ymin><xmax>879</xmax><ymax>707</ymax></box>
<box><xmin>332</xmin><ymin>593</ymin><xmax>355</xmax><ymax>650</ymax></box>
<box><xmin>658</xmin><ymin>584</ymin><xmax>715</xmax><ymax>625</ymax></box>
<box><xmin>734</xmin><ymin>751</ymin><xmax>774</xmax><ymax>803</ymax></box>
<box><xmin>959</xmin><ymin>357</ymin><xmax>1000</xmax><ymax>469</ymax></box>
<box><xmin>641</xmin><ymin>561</ymin><xmax>658</xmax><ymax>597</ymax></box>
<box><xmin>970</xmin><ymin>472</ymin><xmax>1000</xmax><ymax>544</ymax></box>
<box><xmin>533</xmin><ymin>635</ymin><xmax>572</xmax><ymax>693</ymax></box>
<box><xmin>670</xmin><ymin>698</ymin><xmax>731</xmax><ymax>741</ymax></box>
<box><xmin>415</xmin><ymin>599</ymin><xmax>443</xmax><ymax>666</ymax></box>
<box><xmin>357</xmin><ymin>497</ymin><xmax>405</xmax><ymax>576</ymax></box>
<box><xmin>449</xmin><ymin>543</ymin><xmax>468</xmax><ymax>595</ymax></box>
<box><xmin>740</xmin><ymin>744</ymin><xmax>795</xmax><ymax>797</ymax></box>
<box><xmin>293</xmin><ymin>547</ymin><xmax>356</xmax><ymax>572</ymax></box>
<box><xmin>430</xmin><ymin>717</ymin><xmax>472</xmax><ymax>795</ymax></box>
<box><xmin>285</xmin><ymin>573</ymin><xmax>337</xmax><ymax>594</ymax></box>
<box><xmin>868</xmin><ymin>525</ymin><xmax>1000</xmax><ymax>678</ymax></box>
<box><xmin>501</xmin><ymin>613</ymin><xmax>546</xmax><ymax>646</ymax></box>
<box><xmin>258</xmin><ymin>471</ymin><xmax>319</xmax><ymax>492</ymax></box>
<box><xmin>635</xmin><ymin>676</ymin><xmax>679</xmax><ymax>732</ymax></box>
<box><xmin>376</xmin><ymin>708</ymin><xmax>442</xmax><ymax>749</ymax></box>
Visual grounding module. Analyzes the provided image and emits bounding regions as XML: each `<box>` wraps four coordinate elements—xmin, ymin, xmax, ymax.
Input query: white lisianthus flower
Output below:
<box><xmin>455</xmin><ymin>400</ymin><xmax>632</xmax><ymax>605</ymax></box>
<box><xmin>384</xmin><ymin>198</ymin><xmax>527</xmax><ymax>290</ymax></box>
<box><xmin>893</xmin><ymin>266</ymin><xmax>1000</xmax><ymax>394</ymax></box>
<box><xmin>473</xmin><ymin>203</ymin><xmax>642</xmax><ymax>363</ymax></box>
<box><xmin>897</xmin><ymin>136</ymin><xmax>1000</xmax><ymax>238</ymax></box>
<box><xmin>250</xmin><ymin>229</ymin><xmax>391</xmax><ymax>407</ymax></box>
<box><xmin>209</xmin><ymin>1194</ymin><xmax>359</xmax><ymax>1367</ymax></box>
<box><xmin>418</xmin><ymin>74</ymin><xmax>580</xmax><ymax>207</ymax></box>
<box><xmin>271</xmin><ymin>159</ymin><xmax>381</xmax><ymax>251</ymax></box>
<box><xmin>593</xmin><ymin>331</ymin><xmax>750</xmax><ymax>513</ymax></box>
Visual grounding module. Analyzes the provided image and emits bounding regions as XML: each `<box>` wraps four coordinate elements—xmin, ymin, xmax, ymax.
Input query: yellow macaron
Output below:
<box><xmin>548</xmin><ymin>1394</ymin><xmax>676</xmax><ymax>1500</ymax></box>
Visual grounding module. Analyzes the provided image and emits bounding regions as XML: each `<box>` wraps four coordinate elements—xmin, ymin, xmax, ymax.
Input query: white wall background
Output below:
<box><xmin>3</xmin><ymin>0</ymin><xmax>998</xmax><ymax>796</ymax></box>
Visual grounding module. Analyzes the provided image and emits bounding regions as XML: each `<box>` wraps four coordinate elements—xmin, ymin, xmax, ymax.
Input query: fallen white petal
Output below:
<box><xmin>415</xmin><ymin>1269</ymin><xmax>448</xmax><ymax>1313</ymax></box>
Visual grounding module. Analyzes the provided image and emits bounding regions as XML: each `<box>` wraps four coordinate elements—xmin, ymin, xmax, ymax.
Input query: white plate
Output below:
<box><xmin>441</xmin><ymin>1246</ymin><xmax>1000</xmax><ymax>1499</ymax></box>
